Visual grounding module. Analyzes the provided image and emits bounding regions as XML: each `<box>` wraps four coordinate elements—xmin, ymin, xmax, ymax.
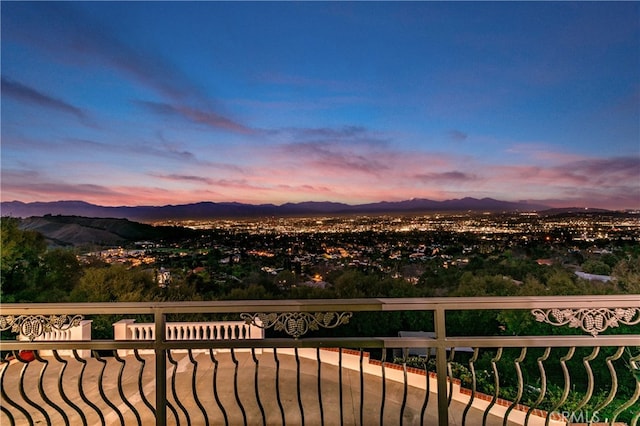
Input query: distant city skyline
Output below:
<box><xmin>2</xmin><ymin>2</ymin><xmax>639</xmax><ymax>210</ymax></box>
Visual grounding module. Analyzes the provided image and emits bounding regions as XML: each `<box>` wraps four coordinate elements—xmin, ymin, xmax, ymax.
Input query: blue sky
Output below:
<box><xmin>2</xmin><ymin>2</ymin><xmax>639</xmax><ymax>209</ymax></box>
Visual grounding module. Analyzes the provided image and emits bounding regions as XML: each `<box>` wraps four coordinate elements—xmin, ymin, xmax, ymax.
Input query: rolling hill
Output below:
<box><xmin>17</xmin><ymin>215</ymin><xmax>193</xmax><ymax>247</ymax></box>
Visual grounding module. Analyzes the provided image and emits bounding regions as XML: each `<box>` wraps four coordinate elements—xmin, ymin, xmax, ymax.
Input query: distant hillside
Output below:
<box><xmin>1</xmin><ymin>198</ymin><xmax>550</xmax><ymax>220</ymax></box>
<box><xmin>17</xmin><ymin>215</ymin><xmax>192</xmax><ymax>247</ymax></box>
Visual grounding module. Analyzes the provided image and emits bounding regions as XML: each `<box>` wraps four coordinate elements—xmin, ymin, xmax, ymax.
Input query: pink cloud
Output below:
<box><xmin>3</xmin><ymin>137</ymin><xmax>638</xmax><ymax>209</ymax></box>
<box><xmin>2</xmin><ymin>77</ymin><xmax>88</xmax><ymax>122</ymax></box>
<box><xmin>288</xmin><ymin>144</ymin><xmax>390</xmax><ymax>176</ymax></box>
<box><xmin>149</xmin><ymin>174</ymin><xmax>215</xmax><ymax>185</ymax></box>
<box><xmin>414</xmin><ymin>171</ymin><xmax>477</xmax><ymax>184</ymax></box>
<box><xmin>495</xmin><ymin>157</ymin><xmax>639</xmax><ymax>187</ymax></box>
<box><xmin>255</xmin><ymin>71</ymin><xmax>369</xmax><ymax>94</ymax></box>
<box><xmin>138</xmin><ymin>101</ymin><xmax>256</xmax><ymax>135</ymax></box>
<box><xmin>448</xmin><ymin>130</ymin><xmax>468</xmax><ymax>142</ymax></box>
<box><xmin>2</xmin><ymin>180</ymin><xmax>125</xmax><ymax>204</ymax></box>
<box><xmin>264</xmin><ymin>140</ymin><xmax>453</xmax><ymax>181</ymax></box>
<box><xmin>6</xmin><ymin>4</ymin><xmax>256</xmax><ymax>138</ymax></box>
<box><xmin>1</xmin><ymin>178</ymin><xmax>225</xmax><ymax>207</ymax></box>
<box><xmin>5</xmin><ymin>3</ymin><xmax>199</xmax><ymax>103</ymax></box>
<box><xmin>505</xmin><ymin>143</ymin><xmax>586</xmax><ymax>164</ymax></box>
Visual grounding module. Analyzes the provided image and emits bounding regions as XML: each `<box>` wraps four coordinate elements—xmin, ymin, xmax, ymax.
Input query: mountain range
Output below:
<box><xmin>1</xmin><ymin>198</ymin><xmax>552</xmax><ymax>220</ymax></box>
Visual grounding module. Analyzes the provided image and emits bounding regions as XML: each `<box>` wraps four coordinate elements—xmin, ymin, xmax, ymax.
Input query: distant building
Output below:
<box><xmin>575</xmin><ymin>271</ymin><xmax>612</xmax><ymax>283</ymax></box>
<box><xmin>301</xmin><ymin>280</ymin><xmax>328</xmax><ymax>289</ymax></box>
<box><xmin>156</xmin><ymin>267</ymin><xmax>171</xmax><ymax>287</ymax></box>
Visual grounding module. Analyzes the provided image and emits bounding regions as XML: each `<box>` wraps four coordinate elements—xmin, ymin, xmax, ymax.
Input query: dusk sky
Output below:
<box><xmin>2</xmin><ymin>2</ymin><xmax>639</xmax><ymax>209</ymax></box>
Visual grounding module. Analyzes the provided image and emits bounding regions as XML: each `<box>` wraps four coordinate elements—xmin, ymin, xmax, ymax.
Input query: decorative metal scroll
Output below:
<box><xmin>0</xmin><ymin>314</ymin><xmax>84</xmax><ymax>341</ymax></box>
<box><xmin>532</xmin><ymin>307</ymin><xmax>640</xmax><ymax>336</ymax></box>
<box><xmin>241</xmin><ymin>312</ymin><xmax>353</xmax><ymax>339</ymax></box>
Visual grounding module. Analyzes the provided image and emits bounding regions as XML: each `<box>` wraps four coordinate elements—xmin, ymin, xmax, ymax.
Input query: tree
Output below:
<box><xmin>545</xmin><ymin>269</ymin><xmax>583</xmax><ymax>295</ymax></box>
<box><xmin>516</xmin><ymin>275</ymin><xmax>548</xmax><ymax>296</ymax></box>
<box><xmin>452</xmin><ymin>272</ymin><xmax>518</xmax><ymax>297</ymax></box>
<box><xmin>612</xmin><ymin>256</ymin><xmax>640</xmax><ymax>293</ymax></box>
<box><xmin>1</xmin><ymin>217</ymin><xmax>47</xmax><ymax>302</ymax></box>
<box><xmin>226</xmin><ymin>284</ymin><xmax>270</xmax><ymax>300</ymax></box>
<box><xmin>37</xmin><ymin>249</ymin><xmax>83</xmax><ymax>302</ymax></box>
<box><xmin>274</xmin><ymin>270</ymin><xmax>297</xmax><ymax>290</ymax></box>
<box><xmin>581</xmin><ymin>259</ymin><xmax>611</xmax><ymax>275</ymax></box>
<box><xmin>70</xmin><ymin>264</ymin><xmax>154</xmax><ymax>302</ymax></box>
<box><xmin>331</xmin><ymin>270</ymin><xmax>369</xmax><ymax>298</ymax></box>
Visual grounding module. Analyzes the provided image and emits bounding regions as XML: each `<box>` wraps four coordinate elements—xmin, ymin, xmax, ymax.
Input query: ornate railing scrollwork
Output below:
<box><xmin>241</xmin><ymin>312</ymin><xmax>353</xmax><ymax>339</ymax></box>
<box><xmin>532</xmin><ymin>307</ymin><xmax>640</xmax><ymax>336</ymax></box>
<box><xmin>0</xmin><ymin>314</ymin><xmax>84</xmax><ymax>341</ymax></box>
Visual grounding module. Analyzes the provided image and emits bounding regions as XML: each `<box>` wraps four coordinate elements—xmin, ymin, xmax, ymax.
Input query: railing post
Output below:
<box><xmin>435</xmin><ymin>307</ymin><xmax>448</xmax><ymax>426</ymax></box>
<box><xmin>155</xmin><ymin>308</ymin><xmax>167</xmax><ymax>426</ymax></box>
